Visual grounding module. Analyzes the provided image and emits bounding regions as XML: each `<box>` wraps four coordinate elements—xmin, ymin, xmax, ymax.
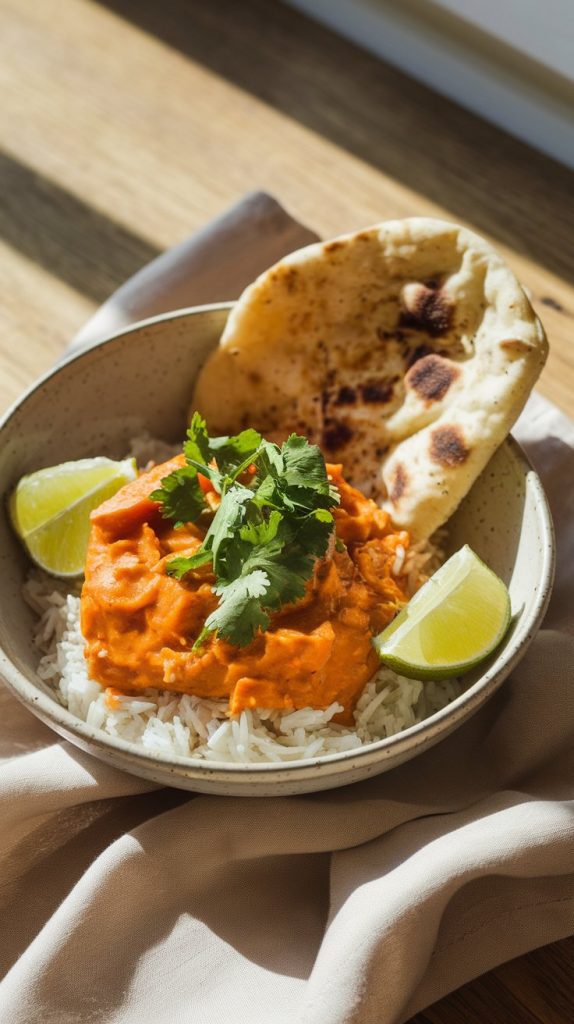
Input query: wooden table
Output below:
<box><xmin>0</xmin><ymin>0</ymin><xmax>572</xmax><ymax>1019</ymax></box>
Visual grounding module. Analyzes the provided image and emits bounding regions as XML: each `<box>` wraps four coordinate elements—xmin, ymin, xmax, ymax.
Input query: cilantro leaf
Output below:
<box><xmin>202</xmin><ymin>485</ymin><xmax>252</xmax><ymax>575</ymax></box>
<box><xmin>204</xmin><ymin>570</ymin><xmax>271</xmax><ymax>646</ymax></box>
<box><xmin>252</xmin><ymin>473</ymin><xmax>286</xmax><ymax>510</ymax></box>
<box><xmin>183</xmin><ymin>411</ymin><xmax>211</xmax><ymax>466</ymax></box>
<box><xmin>166</xmin><ymin>548</ymin><xmax>213</xmax><ymax>580</ymax></box>
<box><xmin>159</xmin><ymin>416</ymin><xmax>341</xmax><ymax>647</ymax></box>
<box><xmin>240</xmin><ymin>541</ymin><xmax>312</xmax><ymax>609</ymax></box>
<box><xmin>209</xmin><ymin>427</ymin><xmax>262</xmax><ymax>476</ymax></box>
<box><xmin>255</xmin><ymin>439</ymin><xmax>285</xmax><ymax>478</ymax></box>
<box><xmin>281</xmin><ymin>434</ymin><xmax>332</xmax><ymax>494</ymax></box>
<box><xmin>239</xmin><ymin>509</ymin><xmax>282</xmax><ymax>546</ymax></box>
<box><xmin>150</xmin><ymin>466</ymin><xmax>206</xmax><ymax>529</ymax></box>
<box><xmin>182</xmin><ymin>416</ymin><xmax>263</xmax><ymax>490</ymax></box>
<box><xmin>292</xmin><ymin>508</ymin><xmax>334</xmax><ymax>560</ymax></box>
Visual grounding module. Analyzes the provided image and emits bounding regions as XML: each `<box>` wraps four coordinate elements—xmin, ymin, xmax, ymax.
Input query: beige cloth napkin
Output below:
<box><xmin>1</xmin><ymin>194</ymin><xmax>573</xmax><ymax>1024</ymax></box>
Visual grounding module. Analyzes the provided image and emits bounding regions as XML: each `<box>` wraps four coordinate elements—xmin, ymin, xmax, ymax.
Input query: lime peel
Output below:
<box><xmin>10</xmin><ymin>457</ymin><xmax>137</xmax><ymax>578</ymax></box>
<box><xmin>373</xmin><ymin>545</ymin><xmax>511</xmax><ymax>680</ymax></box>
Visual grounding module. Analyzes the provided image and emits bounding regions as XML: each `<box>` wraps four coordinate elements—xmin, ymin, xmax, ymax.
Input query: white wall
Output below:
<box><xmin>432</xmin><ymin>0</ymin><xmax>573</xmax><ymax>81</ymax></box>
<box><xmin>285</xmin><ymin>0</ymin><xmax>574</xmax><ymax>169</ymax></box>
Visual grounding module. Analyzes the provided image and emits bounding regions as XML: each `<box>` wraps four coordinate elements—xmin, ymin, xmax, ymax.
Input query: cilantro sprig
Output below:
<box><xmin>150</xmin><ymin>413</ymin><xmax>340</xmax><ymax>647</ymax></box>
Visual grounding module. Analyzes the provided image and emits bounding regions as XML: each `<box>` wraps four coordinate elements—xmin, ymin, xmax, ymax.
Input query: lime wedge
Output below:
<box><xmin>373</xmin><ymin>545</ymin><xmax>511</xmax><ymax>679</ymax></box>
<box><xmin>10</xmin><ymin>457</ymin><xmax>137</xmax><ymax>577</ymax></box>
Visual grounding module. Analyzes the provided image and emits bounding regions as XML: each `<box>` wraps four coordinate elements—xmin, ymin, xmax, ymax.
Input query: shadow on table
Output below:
<box><xmin>97</xmin><ymin>0</ymin><xmax>574</xmax><ymax>288</ymax></box>
<box><xmin>0</xmin><ymin>150</ymin><xmax>161</xmax><ymax>303</ymax></box>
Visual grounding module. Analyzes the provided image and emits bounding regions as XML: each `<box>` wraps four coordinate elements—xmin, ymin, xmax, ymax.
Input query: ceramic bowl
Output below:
<box><xmin>0</xmin><ymin>304</ymin><xmax>555</xmax><ymax>796</ymax></box>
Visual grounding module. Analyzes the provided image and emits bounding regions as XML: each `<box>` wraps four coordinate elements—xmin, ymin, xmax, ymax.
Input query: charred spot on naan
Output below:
<box><xmin>500</xmin><ymin>339</ymin><xmax>532</xmax><ymax>355</ymax></box>
<box><xmin>361</xmin><ymin>380</ymin><xmax>395</xmax><ymax>403</ymax></box>
<box><xmin>405</xmin><ymin>342</ymin><xmax>434</xmax><ymax>368</ymax></box>
<box><xmin>399</xmin><ymin>283</ymin><xmax>453</xmax><ymax>338</ymax></box>
<box><xmin>429</xmin><ymin>425</ymin><xmax>470</xmax><ymax>467</ymax></box>
<box><xmin>333</xmin><ymin>385</ymin><xmax>356</xmax><ymax>405</ymax></box>
<box><xmin>377</xmin><ymin>326</ymin><xmax>406</xmax><ymax>343</ymax></box>
<box><xmin>323</xmin><ymin>379</ymin><xmax>396</xmax><ymax>414</ymax></box>
<box><xmin>389</xmin><ymin>463</ymin><xmax>408</xmax><ymax>503</ymax></box>
<box><xmin>405</xmin><ymin>354</ymin><xmax>460</xmax><ymax>404</ymax></box>
<box><xmin>283</xmin><ymin>267</ymin><xmax>300</xmax><ymax>293</ymax></box>
<box><xmin>322</xmin><ymin>419</ymin><xmax>353</xmax><ymax>452</ymax></box>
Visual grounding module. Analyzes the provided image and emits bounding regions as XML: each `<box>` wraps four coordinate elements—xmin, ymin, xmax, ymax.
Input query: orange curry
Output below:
<box><xmin>81</xmin><ymin>458</ymin><xmax>412</xmax><ymax>722</ymax></box>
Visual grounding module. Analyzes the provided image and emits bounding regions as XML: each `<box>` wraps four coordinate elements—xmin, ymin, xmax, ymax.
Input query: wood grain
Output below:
<box><xmin>0</xmin><ymin>1</ymin><xmax>572</xmax><ymax>1020</ymax></box>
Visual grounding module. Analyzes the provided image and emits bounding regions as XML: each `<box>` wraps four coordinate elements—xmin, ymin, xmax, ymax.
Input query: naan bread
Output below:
<box><xmin>192</xmin><ymin>218</ymin><xmax>547</xmax><ymax>539</ymax></box>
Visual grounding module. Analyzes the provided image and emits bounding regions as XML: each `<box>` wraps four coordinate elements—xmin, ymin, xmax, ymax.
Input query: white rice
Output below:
<box><xmin>24</xmin><ymin>574</ymin><xmax>463</xmax><ymax>765</ymax></box>
<box><xmin>22</xmin><ymin>431</ymin><xmax>459</xmax><ymax>764</ymax></box>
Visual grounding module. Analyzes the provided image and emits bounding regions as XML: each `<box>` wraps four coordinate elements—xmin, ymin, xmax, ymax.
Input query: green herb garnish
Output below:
<box><xmin>150</xmin><ymin>413</ymin><xmax>339</xmax><ymax>647</ymax></box>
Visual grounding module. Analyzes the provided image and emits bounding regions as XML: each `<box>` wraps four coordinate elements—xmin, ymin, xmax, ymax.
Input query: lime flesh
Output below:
<box><xmin>373</xmin><ymin>544</ymin><xmax>511</xmax><ymax>679</ymax></box>
<box><xmin>10</xmin><ymin>457</ymin><xmax>137</xmax><ymax>577</ymax></box>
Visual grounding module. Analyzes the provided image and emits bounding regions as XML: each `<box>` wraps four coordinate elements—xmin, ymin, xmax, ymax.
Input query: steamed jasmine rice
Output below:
<box><xmin>24</xmin><ymin>574</ymin><xmax>463</xmax><ymax>764</ymax></box>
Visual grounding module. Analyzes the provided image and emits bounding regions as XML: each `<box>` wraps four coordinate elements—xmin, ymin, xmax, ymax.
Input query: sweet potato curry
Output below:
<box><xmin>81</xmin><ymin>456</ymin><xmax>413</xmax><ymax>723</ymax></box>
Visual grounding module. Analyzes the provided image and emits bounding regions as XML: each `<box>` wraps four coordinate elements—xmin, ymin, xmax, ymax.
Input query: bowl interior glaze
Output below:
<box><xmin>0</xmin><ymin>305</ymin><xmax>555</xmax><ymax>795</ymax></box>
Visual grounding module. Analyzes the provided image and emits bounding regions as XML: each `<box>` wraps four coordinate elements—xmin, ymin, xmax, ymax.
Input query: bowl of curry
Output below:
<box><xmin>0</xmin><ymin>305</ymin><xmax>555</xmax><ymax>795</ymax></box>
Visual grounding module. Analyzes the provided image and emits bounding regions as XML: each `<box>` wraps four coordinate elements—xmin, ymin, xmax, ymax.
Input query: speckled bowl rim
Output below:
<box><xmin>0</xmin><ymin>304</ymin><xmax>556</xmax><ymax>782</ymax></box>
